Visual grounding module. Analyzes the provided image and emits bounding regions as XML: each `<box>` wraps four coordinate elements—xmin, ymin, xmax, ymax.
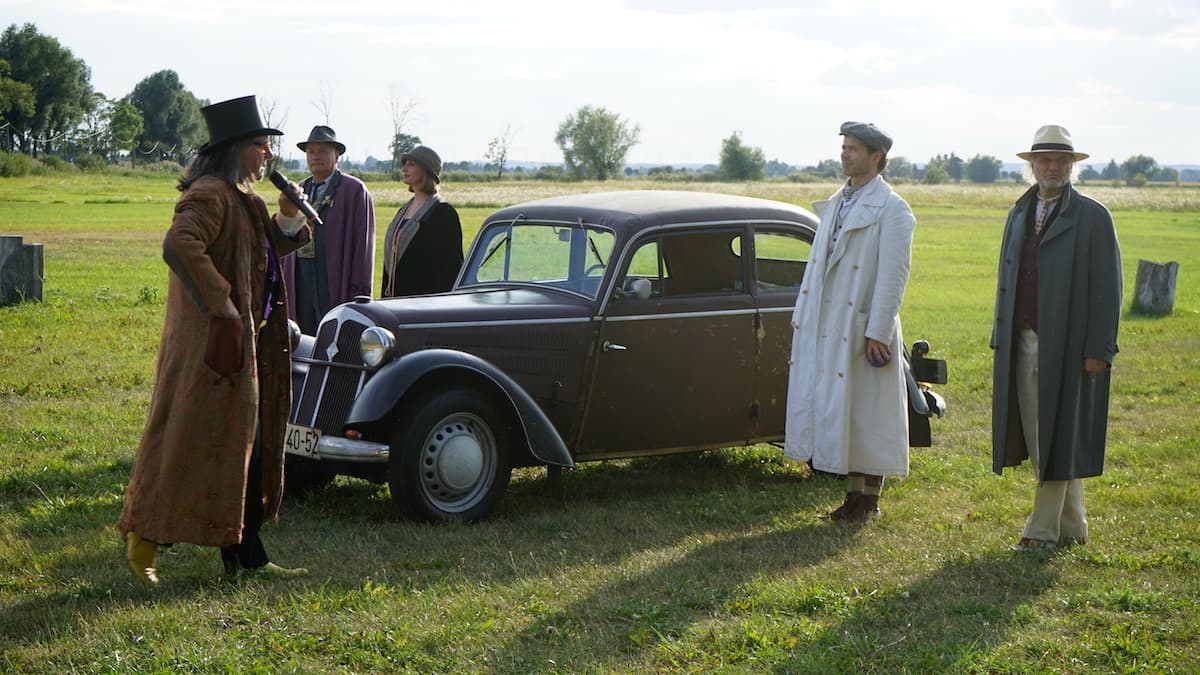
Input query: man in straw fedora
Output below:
<box><xmin>990</xmin><ymin>124</ymin><xmax>1123</xmax><ymax>552</ymax></box>
<box><xmin>118</xmin><ymin>95</ymin><xmax>313</xmax><ymax>583</ymax></box>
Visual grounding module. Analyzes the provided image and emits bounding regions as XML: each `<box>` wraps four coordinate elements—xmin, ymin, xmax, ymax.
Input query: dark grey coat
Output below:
<box><xmin>990</xmin><ymin>183</ymin><xmax>1122</xmax><ymax>480</ymax></box>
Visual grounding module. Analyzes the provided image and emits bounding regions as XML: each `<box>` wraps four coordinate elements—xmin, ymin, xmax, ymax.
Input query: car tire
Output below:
<box><xmin>388</xmin><ymin>388</ymin><xmax>514</xmax><ymax>522</ymax></box>
<box><xmin>284</xmin><ymin>455</ymin><xmax>335</xmax><ymax>498</ymax></box>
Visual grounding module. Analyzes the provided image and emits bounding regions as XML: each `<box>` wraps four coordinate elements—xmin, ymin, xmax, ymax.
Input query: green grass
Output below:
<box><xmin>1</xmin><ymin>175</ymin><xmax>1198</xmax><ymax>673</ymax></box>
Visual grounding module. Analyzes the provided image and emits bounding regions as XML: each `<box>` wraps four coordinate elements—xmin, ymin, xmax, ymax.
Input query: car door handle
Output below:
<box><xmin>602</xmin><ymin>340</ymin><xmax>627</xmax><ymax>352</ymax></box>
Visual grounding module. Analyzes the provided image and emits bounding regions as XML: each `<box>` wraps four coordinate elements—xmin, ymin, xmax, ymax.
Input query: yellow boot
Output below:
<box><xmin>259</xmin><ymin>562</ymin><xmax>309</xmax><ymax>578</ymax></box>
<box><xmin>125</xmin><ymin>532</ymin><xmax>159</xmax><ymax>585</ymax></box>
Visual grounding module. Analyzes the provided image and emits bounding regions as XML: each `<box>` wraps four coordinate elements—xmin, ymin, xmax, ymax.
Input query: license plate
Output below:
<box><xmin>285</xmin><ymin>423</ymin><xmax>321</xmax><ymax>457</ymax></box>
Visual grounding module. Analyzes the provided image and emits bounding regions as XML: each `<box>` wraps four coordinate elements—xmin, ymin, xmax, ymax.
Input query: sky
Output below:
<box><xmin>5</xmin><ymin>0</ymin><xmax>1199</xmax><ymax>168</ymax></box>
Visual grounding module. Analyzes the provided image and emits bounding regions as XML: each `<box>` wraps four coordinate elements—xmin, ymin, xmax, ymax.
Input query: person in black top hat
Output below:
<box><xmin>282</xmin><ymin>125</ymin><xmax>376</xmax><ymax>333</ymax></box>
<box><xmin>118</xmin><ymin>95</ymin><xmax>313</xmax><ymax>584</ymax></box>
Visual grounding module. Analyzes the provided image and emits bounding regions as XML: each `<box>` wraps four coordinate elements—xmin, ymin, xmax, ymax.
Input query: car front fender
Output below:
<box><xmin>345</xmin><ymin>348</ymin><xmax>575</xmax><ymax>469</ymax></box>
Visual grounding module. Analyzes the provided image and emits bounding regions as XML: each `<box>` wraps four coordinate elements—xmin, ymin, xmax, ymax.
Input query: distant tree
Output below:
<box><xmin>535</xmin><ymin>164</ymin><xmax>566</xmax><ymax>180</ymax></box>
<box><xmin>108</xmin><ymin>100</ymin><xmax>143</xmax><ymax>167</ymax></box>
<box><xmin>126</xmin><ymin>70</ymin><xmax>204</xmax><ymax>163</ymax></box>
<box><xmin>813</xmin><ymin>159</ymin><xmax>841</xmax><ymax>179</ymax></box>
<box><xmin>965</xmin><ymin>154</ymin><xmax>1002</xmax><ymax>183</ymax></box>
<box><xmin>0</xmin><ymin>59</ymin><xmax>34</xmax><ymax>152</ymax></box>
<box><xmin>258</xmin><ymin>97</ymin><xmax>287</xmax><ymax>174</ymax></box>
<box><xmin>484</xmin><ymin>123</ymin><xmax>515</xmax><ymax>179</ymax></box>
<box><xmin>885</xmin><ymin>156</ymin><xmax>914</xmax><ymax>181</ymax></box>
<box><xmin>946</xmin><ymin>153</ymin><xmax>965</xmax><ymax>182</ymax></box>
<box><xmin>0</xmin><ymin>23</ymin><xmax>94</xmax><ymax>156</ymax></box>
<box><xmin>554</xmin><ymin>105</ymin><xmax>640</xmax><ymax>180</ymax></box>
<box><xmin>388</xmin><ymin>85</ymin><xmax>417</xmax><ymax>171</ymax></box>
<box><xmin>312</xmin><ymin>81</ymin><xmax>334</xmax><ymax>125</ymax></box>
<box><xmin>1101</xmin><ymin>159</ymin><xmax>1120</xmax><ymax>180</ymax></box>
<box><xmin>1154</xmin><ymin>166</ymin><xmax>1179</xmax><ymax>183</ymax></box>
<box><xmin>925</xmin><ymin>154</ymin><xmax>948</xmax><ymax>183</ymax></box>
<box><xmin>69</xmin><ymin>91</ymin><xmax>111</xmax><ymax>159</ymax></box>
<box><xmin>717</xmin><ymin>131</ymin><xmax>765</xmax><ymax>181</ymax></box>
<box><xmin>1078</xmin><ymin>164</ymin><xmax>1101</xmax><ymax>182</ymax></box>
<box><xmin>765</xmin><ymin>158</ymin><xmax>793</xmax><ymax>178</ymax></box>
<box><xmin>1121</xmin><ymin>155</ymin><xmax>1158</xmax><ymax>185</ymax></box>
<box><xmin>390</xmin><ymin>133</ymin><xmax>421</xmax><ymax>162</ymax></box>
<box><xmin>922</xmin><ymin>163</ymin><xmax>950</xmax><ymax>185</ymax></box>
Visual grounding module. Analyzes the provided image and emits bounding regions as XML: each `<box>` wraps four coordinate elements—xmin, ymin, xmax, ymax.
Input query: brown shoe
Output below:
<box><xmin>1011</xmin><ymin>537</ymin><xmax>1057</xmax><ymax>552</ymax></box>
<box><xmin>856</xmin><ymin>494</ymin><xmax>881</xmax><ymax>521</ymax></box>
<box><xmin>827</xmin><ymin>491</ymin><xmax>862</xmax><ymax>520</ymax></box>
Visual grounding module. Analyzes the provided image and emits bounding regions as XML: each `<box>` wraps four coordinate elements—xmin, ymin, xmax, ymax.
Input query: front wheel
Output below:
<box><xmin>388</xmin><ymin>388</ymin><xmax>514</xmax><ymax>521</ymax></box>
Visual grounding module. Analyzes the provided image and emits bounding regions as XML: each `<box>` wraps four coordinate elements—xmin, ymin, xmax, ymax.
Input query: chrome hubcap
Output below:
<box><xmin>419</xmin><ymin>412</ymin><xmax>495</xmax><ymax>509</ymax></box>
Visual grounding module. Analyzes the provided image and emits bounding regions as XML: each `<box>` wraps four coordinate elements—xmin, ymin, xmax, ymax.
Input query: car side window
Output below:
<box><xmin>620</xmin><ymin>230</ymin><xmax>746</xmax><ymax>298</ymax></box>
<box><xmin>754</xmin><ymin>231</ymin><xmax>811</xmax><ymax>291</ymax></box>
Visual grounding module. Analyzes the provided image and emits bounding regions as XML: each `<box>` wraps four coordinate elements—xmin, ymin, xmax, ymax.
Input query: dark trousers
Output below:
<box><xmin>221</xmin><ymin>426</ymin><xmax>269</xmax><ymax>572</ymax></box>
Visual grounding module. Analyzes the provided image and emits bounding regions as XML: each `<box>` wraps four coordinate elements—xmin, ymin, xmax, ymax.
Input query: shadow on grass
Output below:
<box><xmin>0</xmin><ymin>448</ymin><xmax>842</xmax><ymax>661</ymax></box>
<box><xmin>284</xmin><ymin>446</ymin><xmax>822</xmax><ymax>520</ymax></box>
<box><xmin>485</xmin><ymin>514</ymin><xmax>871</xmax><ymax>673</ymax></box>
<box><xmin>485</xmin><ymin>530</ymin><xmax>1061</xmax><ymax>673</ymax></box>
<box><xmin>774</xmin><ymin>550</ymin><xmax>1061</xmax><ymax>672</ymax></box>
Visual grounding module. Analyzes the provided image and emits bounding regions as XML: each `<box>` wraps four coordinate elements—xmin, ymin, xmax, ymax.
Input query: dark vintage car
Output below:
<box><xmin>285</xmin><ymin>190</ymin><xmax>946</xmax><ymax>521</ymax></box>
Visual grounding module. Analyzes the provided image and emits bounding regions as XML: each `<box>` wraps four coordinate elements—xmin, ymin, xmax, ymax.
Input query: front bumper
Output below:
<box><xmin>314</xmin><ymin>436</ymin><xmax>390</xmax><ymax>463</ymax></box>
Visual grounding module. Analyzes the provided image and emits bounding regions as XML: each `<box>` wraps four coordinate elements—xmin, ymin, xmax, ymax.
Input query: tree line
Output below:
<box><xmin>0</xmin><ymin>22</ymin><xmax>1190</xmax><ymax>185</ymax></box>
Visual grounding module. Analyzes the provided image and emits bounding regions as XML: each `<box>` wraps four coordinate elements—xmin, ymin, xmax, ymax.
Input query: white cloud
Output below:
<box><xmin>7</xmin><ymin>0</ymin><xmax>1200</xmax><ymax>164</ymax></box>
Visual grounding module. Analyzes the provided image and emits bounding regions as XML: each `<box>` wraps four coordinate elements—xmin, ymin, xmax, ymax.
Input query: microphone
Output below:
<box><xmin>268</xmin><ymin>170</ymin><xmax>323</xmax><ymax>225</ymax></box>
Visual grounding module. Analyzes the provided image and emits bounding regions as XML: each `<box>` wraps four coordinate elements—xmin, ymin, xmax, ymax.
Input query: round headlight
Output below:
<box><xmin>287</xmin><ymin>319</ymin><xmax>302</xmax><ymax>351</ymax></box>
<box><xmin>360</xmin><ymin>327</ymin><xmax>396</xmax><ymax>368</ymax></box>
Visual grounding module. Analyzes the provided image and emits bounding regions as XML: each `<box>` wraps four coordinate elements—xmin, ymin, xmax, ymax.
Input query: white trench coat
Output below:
<box><xmin>784</xmin><ymin>176</ymin><xmax>915</xmax><ymax>476</ymax></box>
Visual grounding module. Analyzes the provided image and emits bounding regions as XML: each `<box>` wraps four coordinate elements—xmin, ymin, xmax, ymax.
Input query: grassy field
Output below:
<box><xmin>1</xmin><ymin>174</ymin><xmax>1197</xmax><ymax>673</ymax></box>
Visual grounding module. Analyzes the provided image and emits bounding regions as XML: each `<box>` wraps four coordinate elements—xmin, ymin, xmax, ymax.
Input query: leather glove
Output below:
<box><xmin>205</xmin><ymin>316</ymin><xmax>245</xmax><ymax>377</ymax></box>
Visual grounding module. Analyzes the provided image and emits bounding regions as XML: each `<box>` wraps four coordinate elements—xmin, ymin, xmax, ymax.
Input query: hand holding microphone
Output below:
<box><xmin>269</xmin><ymin>170</ymin><xmax>323</xmax><ymax>225</ymax></box>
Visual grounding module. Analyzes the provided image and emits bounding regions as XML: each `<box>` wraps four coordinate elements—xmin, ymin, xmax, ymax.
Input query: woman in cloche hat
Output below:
<box><xmin>380</xmin><ymin>145</ymin><xmax>464</xmax><ymax>297</ymax></box>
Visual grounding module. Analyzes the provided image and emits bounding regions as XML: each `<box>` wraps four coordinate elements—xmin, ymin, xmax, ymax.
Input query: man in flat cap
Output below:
<box><xmin>991</xmin><ymin>125</ymin><xmax>1122</xmax><ymax>552</ymax></box>
<box><xmin>283</xmin><ymin>125</ymin><xmax>376</xmax><ymax>334</ymax></box>
<box><xmin>784</xmin><ymin>121</ymin><xmax>916</xmax><ymax>522</ymax></box>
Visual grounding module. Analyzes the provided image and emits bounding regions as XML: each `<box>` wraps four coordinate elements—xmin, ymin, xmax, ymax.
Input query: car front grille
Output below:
<box><xmin>292</xmin><ymin>318</ymin><xmax>371</xmax><ymax>433</ymax></box>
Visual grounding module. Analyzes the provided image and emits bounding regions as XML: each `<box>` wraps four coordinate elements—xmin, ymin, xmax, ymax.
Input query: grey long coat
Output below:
<box><xmin>990</xmin><ymin>183</ymin><xmax>1122</xmax><ymax>480</ymax></box>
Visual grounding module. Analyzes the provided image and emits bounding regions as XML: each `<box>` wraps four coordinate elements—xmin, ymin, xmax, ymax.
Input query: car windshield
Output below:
<box><xmin>460</xmin><ymin>221</ymin><xmax>617</xmax><ymax>299</ymax></box>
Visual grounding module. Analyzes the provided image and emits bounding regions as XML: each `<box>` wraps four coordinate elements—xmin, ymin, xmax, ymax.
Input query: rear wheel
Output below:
<box><xmin>387</xmin><ymin>388</ymin><xmax>514</xmax><ymax>521</ymax></box>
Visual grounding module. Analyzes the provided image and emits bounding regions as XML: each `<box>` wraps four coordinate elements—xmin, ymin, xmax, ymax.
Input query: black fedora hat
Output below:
<box><xmin>197</xmin><ymin>95</ymin><xmax>282</xmax><ymax>155</ymax></box>
<box><xmin>297</xmin><ymin>125</ymin><xmax>346</xmax><ymax>155</ymax></box>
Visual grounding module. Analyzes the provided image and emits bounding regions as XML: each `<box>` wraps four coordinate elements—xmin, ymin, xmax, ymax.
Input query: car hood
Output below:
<box><xmin>327</xmin><ymin>285</ymin><xmax>595</xmax><ymax>331</ymax></box>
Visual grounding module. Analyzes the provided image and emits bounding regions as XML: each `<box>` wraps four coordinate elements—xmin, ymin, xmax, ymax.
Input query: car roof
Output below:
<box><xmin>483</xmin><ymin>190</ymin><xmax>818</xmax><ymax>235</ymax></box>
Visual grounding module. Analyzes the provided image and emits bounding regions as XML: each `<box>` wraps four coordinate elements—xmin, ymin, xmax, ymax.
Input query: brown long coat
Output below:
<box><xmin>118</xmin><ymin>176</ymin><xmax>309</xmax><ymax>547</ymax></box>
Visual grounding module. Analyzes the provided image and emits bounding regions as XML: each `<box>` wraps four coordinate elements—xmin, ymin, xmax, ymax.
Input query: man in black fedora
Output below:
<box><xmin>118</xmin><ymin>94</ymin><xmax>312</xmax><ymax>583</ymax></box>
<box><xmin>283</xmin><ymin>125</ymin><xmax>376</xmax><ymax>334</ymax></box>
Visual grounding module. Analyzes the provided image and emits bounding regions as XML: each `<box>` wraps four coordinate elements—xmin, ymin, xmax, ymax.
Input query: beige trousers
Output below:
<box><xmin>1015</xmin><ymin>329</ymin><xmax>1087</xmax><ymax>543</ymax></box>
